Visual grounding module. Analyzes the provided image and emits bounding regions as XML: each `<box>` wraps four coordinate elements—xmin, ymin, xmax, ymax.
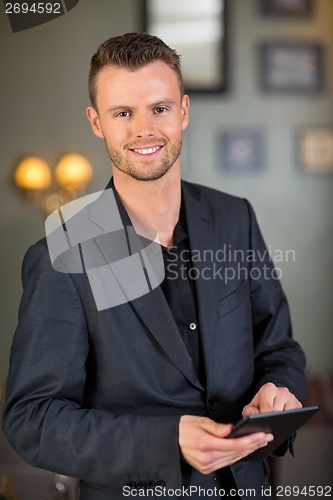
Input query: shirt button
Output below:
<box><xmin>189</xmin><ymin>322</ymin><xmax>197</xmax><ymax>331</ymax></box>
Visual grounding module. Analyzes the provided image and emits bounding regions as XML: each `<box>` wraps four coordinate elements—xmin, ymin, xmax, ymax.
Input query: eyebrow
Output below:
<box><xmin>107</xmin><ymin>100</ymin><xmax>178</xmax><ymax>114</ymax></box>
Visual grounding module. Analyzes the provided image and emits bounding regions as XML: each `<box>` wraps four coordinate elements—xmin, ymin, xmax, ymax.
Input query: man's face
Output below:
<box><xmin>87</xmin><ymin>61</ymin><xmax>190</xmax><ymax>182</ymax></box>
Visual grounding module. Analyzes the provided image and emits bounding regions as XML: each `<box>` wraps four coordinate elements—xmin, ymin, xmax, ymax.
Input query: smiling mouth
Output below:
<box><xmin>130</xmin><ymin>145</ymin><xmax>163</xmax><ymax>156</ymax></box>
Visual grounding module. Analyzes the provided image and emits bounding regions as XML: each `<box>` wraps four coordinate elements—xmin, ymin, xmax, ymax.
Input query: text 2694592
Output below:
<box><xmin>5</xmin><ymin>3</ymin><xmax>61</xmax><ymax>14</ymax></box>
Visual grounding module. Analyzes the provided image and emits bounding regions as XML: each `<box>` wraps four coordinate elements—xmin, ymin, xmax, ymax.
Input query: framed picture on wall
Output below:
<box><xmin>261</xmin><ymin>0</ymin><xmax>312</xmax><ymax>17</ymax></box>
<box><xmin>143</xmin><ymin>0</ymin><xmax>228</xmax><ymax>93</ymax></box>
<box><xmin>298</xmin><ymin>127</ymin><xmax>333</xmax><ymax>173</ymax></box>
<box><xmin>218</xmin><ymin>129</ymin><xmax>265</xmax><ymax>173</ymax></box>
<box><xmin>260</xmin><ymin>41</ymin><xmax>323</xmax><ymax>93</ymax></box>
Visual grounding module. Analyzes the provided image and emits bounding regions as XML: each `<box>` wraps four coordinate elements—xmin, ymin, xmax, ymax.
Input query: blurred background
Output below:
<box><xmin>0</xmin><ymin>0</ymin><xmax>332</xmax><ymax>498</ymax></box>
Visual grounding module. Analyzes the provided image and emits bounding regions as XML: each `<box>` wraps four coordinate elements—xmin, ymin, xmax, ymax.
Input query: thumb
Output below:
<box><xmin>201</xmin><ymin>419</ymin><xmax>233</xmax><ymax>438</ymax></box>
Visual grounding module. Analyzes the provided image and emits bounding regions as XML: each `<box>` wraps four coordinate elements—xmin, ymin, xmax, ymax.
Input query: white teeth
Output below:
<box><xmin>133</xmin><ymin>146</ymin><xmax>161</xmax><ymax>155</ymax></box>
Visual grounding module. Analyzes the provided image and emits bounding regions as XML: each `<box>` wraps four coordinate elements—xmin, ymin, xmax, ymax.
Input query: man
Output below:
<box><xmin>2</xmin><ymin>33</ymin><xmax>306</xmax><ymax>499</ymax></box>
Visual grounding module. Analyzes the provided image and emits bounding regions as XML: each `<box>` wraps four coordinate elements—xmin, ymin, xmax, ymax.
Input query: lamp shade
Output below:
<box><xmin>14</xmin><ymin>156</ymin><xmax>52</xmax><ymax>190</ymax></box>
<box><xmin>55</xmin><ymin>153</ymin><xmax>93</xmax><ymax>189</ymax></box>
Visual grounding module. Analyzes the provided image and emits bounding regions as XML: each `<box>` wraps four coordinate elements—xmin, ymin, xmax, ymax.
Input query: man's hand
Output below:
<box><xmin>178</xmin><ymin>415</ymin><xmax>273</xmax><ymax>475</ymax></box>
<box><xmin>242</xmin><ymin>382</ymin><xmax>303</xmax><ymax>417</ymax></box>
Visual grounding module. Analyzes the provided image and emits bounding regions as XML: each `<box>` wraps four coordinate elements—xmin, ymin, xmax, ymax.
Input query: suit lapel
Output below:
<box><xmin>88</xmin><ymin>186</ymin><xmax>203</xmax><ymax>390</ymax></box>
<box><xmin>128</xmin><ymin>288</ymin><xmax>204</xmax><ymax>390</ymax></box>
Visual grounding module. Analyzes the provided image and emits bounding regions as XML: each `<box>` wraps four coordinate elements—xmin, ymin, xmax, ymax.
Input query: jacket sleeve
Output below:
<box><xmin>1</xmin><ymin>242</ymin><xmax>182</xmax><ymax>490</ymax></box>
<box><xmin>244</xmin><ymin>200</ymin><xmax>307</xmax><ymax>456</ymax></box>
<box><xmin>244</xmin><ymin>200</ymin><xmax>306</xmax><ymax>402</ymax></box>
<box><xmin>233</xmin><ymin>200</ymin><xmax>306</xmax><ymax>457</ymax></box>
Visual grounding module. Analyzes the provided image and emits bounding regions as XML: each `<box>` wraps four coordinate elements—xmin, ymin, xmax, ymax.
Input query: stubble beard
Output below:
<box><xmin>105</xmin><ymin>139</ymin><xmax>183</xmax><ymax>182</ymax></box>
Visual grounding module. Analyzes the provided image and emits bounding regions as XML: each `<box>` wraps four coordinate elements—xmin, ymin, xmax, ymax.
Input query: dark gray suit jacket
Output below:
<box><xmin>2</xmin><ymin>181</ymin><xmax>306</xmax><ymax>499</ymax></box>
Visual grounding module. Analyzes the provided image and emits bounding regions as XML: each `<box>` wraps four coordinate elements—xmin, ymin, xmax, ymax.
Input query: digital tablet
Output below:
<box><xmin>227</xmin><ymin>406</ymin><xmax>319</xmax><ymax>459</ymax></box>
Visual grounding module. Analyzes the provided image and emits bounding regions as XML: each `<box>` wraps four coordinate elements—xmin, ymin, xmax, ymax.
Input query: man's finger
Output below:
<box><xmin>242</xmin><ymin>405</ymin><xmax>260</xmax><ymax>417</ymax></box>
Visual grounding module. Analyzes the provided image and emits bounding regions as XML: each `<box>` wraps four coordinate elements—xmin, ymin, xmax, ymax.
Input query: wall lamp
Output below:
<box><xmin>14</xmin><ymin>153</ymin><xmax>93</xmax><ymax>213</ymax></box>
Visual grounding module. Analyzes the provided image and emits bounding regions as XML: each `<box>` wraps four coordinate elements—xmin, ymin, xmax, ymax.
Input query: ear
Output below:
<box><xmin>86</xmin><ymin>106</ymin><xmax>104</xmax><ymax>139</ymax></box>
<box><xmin>181</xmin><ymin>94</ymin><xmax>190</xmax><ymax>131</ymax></box>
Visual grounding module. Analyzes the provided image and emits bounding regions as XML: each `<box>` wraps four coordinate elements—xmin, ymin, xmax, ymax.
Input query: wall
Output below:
<box><xmin>0</xmin><ymin>0</ymin><xmax>332</xmax><ymax>378</ymax></box>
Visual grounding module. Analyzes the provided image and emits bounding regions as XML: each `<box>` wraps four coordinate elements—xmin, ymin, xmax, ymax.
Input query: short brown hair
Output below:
<box><xmin>88</xmin><ymin>32</ymin><xmax>184</xmax><ymax>109</ymax></box>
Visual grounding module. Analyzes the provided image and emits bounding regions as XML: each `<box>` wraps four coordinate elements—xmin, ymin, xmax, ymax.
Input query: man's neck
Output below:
<box><xmin>113</xmin><ymin>167</ymin><xmax>181</xmax><ymax>248</ymax></box>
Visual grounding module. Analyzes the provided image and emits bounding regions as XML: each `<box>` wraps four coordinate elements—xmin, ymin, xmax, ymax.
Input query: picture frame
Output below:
<box><xmin>260</xmin><ymin>41</ymin><xmax>323</xmax><ymax>93</ymax></box>
<box><xmin>260</xmin><ymin>0</ymin><xmax>312</xmax><ymax>17</ymax></box>
<box><xmin>218</xmin><ymin>129</ymin><xmax>265</xmax><ymax>173</ymax></box>
<box><xmin>142</xmin><ymin>0</ymin><xmax>228</xmax><ymax>93</ymax></box>
<box><xmin>298</xmin><ymin>127</ymin><xmax>333</xmax><ymax>173</ymax></box>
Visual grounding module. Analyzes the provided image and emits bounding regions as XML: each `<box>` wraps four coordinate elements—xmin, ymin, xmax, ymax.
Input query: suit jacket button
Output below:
<box><xmin>126</xmin><ymin>482</ymin><xmax>137</xmax><ymax>489</ymax></box>
<box><xmin>208</xmin><ymin>399</ymin><xmax>219</xmax><ymax>411</ymax></box>
<box><xmin>155</xmin><ymin>480</ymin><xmax>166</xmax><ymax>487</ymax></box>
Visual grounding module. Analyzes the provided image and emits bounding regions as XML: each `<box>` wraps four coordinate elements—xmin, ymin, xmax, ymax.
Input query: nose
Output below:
<box><xmin>133</xmin><ymin>112</ymin><xmax>156</xmax><ymax>139</ymax></box>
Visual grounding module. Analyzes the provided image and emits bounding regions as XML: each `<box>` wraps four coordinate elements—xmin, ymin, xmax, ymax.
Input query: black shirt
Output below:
<box><xmin>160</xmin><ymin>206</ymin><xmax>204</xmax><ymax>384</ymax></box>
